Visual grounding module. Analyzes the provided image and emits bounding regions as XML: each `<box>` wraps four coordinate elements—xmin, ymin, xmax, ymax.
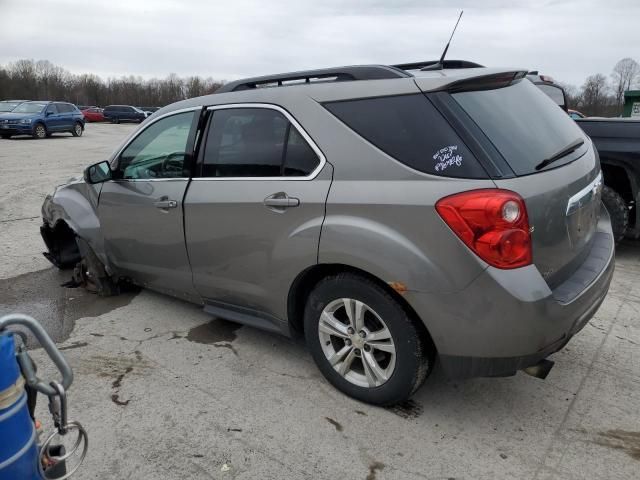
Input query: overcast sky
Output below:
<box><xmin>1</xmin><ymin>0</ymin><xmax>638</xmax><ymax>87</ymax></box>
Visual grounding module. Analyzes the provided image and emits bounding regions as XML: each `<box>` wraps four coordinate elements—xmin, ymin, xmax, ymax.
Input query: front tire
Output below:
<box><xmin>0</xmin><ymin>134</ymin><xmax>10</xmax><ymax>139</ymax></box>
<box><xmin>304</xmin><ymin>273</ymin><xmax>431</xmax><ymax>405</ymax></box>
<box><xmin>72</xmin><ymin>122</ymin><xmax>83</xmax><ymax>137</ymax></box>
<box><xmin>601</xmin><ymin>185</ymin><xmax>628</xmax><ymax>244</ymax></box>
<box><xmin>74</xmin><ymin>237</ymin><xmax>119</xmax><ymax>296</ymax></box>
<box><xmin>32</xmin><ymin>123</ymin><xmax>47</xmax><ymax>139</ymax></box>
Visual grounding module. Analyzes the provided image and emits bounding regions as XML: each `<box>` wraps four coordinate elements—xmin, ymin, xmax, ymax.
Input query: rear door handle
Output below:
<box><xmin>154</xmin><ymin>199</ymin><xmax>178</xmax><ymax>209</ymax></box>
<box><xmin>264</xmin><ymin>192</ymin><xmax>300</xmax><ymax>209</ymax></box>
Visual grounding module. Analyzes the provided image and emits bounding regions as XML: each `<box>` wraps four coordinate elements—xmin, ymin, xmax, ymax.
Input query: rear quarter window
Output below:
<box><xmin>323</xmin><ymin>94</ymin><xmax>487</xmax><ymax>178</ymax></box>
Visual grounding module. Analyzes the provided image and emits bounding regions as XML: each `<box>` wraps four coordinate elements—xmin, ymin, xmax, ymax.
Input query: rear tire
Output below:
<box><xmin>0</xmin><ymin>134</ymin><xmax>10</xmax><ymax>139</ymax></box>
<box><xmin>601</xmin><ymin>185</ymin><xmax>628</xmax><ymax>244</ymax></box>
<box><xmin>71</xmin><ymin>122</ymin><xmax>83</xmax><ymax>137</ymax></box>
<box><xmin>304</xmin><ymin>273</ymin><xmax>431</xmax><ymax>406</ymax></box>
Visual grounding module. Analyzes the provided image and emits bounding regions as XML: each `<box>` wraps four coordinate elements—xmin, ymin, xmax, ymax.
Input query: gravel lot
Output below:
<box><xmin>1</xmin><ymin>123</ymin><xmax>639</xmax><ymax>480</ymax></box>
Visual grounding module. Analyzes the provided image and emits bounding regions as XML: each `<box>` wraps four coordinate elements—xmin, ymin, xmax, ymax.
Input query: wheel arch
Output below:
<box><xmin>600</xmin><ymin>157</ymin><xmax>639</xmax><ymax>231</ymax></box>
<box><xmin>41</xmin><ymin>218</ymin><xmax>80</xmax><ymax>268</ymax></box>
<box><xmin>287</xmin><ymin>263</ymin><xmax>436</xmax><ymax>355</ymax></box>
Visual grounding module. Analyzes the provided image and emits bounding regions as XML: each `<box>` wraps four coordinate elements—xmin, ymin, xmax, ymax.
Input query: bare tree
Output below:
<box><xmin>611</xmin><ymin>57</ymin><xmax>640</xmax><ymax>107</ymax></box>
<box><xmin>580</xmin><ymin>74</ymin><xmax>611</xmax><ymax>116</ymax></box>
<box><xmin>557</xmin><ymin>82</ymin><xmax>580</xmax><ymax>110</ymax></box>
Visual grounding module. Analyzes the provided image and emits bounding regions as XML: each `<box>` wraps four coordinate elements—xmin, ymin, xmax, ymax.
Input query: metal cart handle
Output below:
<box><xmin>0</xmin><ymin>314</ymin><xmax>73</xmax><ymax>396</ymax></box>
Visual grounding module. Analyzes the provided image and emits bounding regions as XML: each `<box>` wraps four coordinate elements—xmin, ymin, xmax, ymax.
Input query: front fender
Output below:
<box><xmin>42</xmin><ymin>181</ymin><xmax>108</xmax><ymax>266</ymax></box>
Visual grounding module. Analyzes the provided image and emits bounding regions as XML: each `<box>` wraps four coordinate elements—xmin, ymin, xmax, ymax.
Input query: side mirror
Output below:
<box><xmin>84</xmin><ymin>161</ymin><xmax>112</xmax><ymax>184</ymax></box>
<box><xmin>46</xmin><ymin>111</ymin><xmax>53</xmax><ymax>116</ymax></box>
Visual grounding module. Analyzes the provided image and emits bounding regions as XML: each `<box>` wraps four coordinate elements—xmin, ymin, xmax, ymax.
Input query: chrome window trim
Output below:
<box><xmin>191</xmin><ymin>102</ymin><xmax>327</xmax><ymax>181</ymax></box>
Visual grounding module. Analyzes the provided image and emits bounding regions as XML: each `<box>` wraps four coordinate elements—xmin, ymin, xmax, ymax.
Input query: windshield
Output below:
<box><xmin>0</xmin><ymin>102</ymin><xmax>21</xmax><ymax>112</ymax></box>
<box><xmin>452</xmin><ymin>80</ymin><xmax>586</xmax><ymax>176</ymax></box>
<box><xmin>12</xmin><ymin>102</ymin><xmax>47</xmax><ymax>114</ymax></box>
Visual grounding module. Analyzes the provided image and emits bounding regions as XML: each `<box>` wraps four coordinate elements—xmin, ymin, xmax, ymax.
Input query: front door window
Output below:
<box><xmin>117</xmin><ymin>111</ymin><xmax>196</xmax><ymax>179</ymax></box>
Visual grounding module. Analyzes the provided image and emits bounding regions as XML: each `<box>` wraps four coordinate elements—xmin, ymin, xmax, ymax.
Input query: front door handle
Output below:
<box><xmin>154</xmin><ymin>199</ymin><xmax>178</xmax><ymax>209</ymax></box>
<box><xmin>264</xmin><ymin>192</ymin><xmax>300</xmax><ymax>209</ymax></box>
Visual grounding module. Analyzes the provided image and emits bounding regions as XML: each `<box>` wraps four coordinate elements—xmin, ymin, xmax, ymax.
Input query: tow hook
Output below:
<box><xmin>522</xmin><ymin>358</ymin><xmax>555</xmax><ymax>379</ymax></box>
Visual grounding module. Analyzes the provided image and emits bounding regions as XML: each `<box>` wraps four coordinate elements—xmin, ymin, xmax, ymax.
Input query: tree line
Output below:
<box><xmin>556</xmin><ymin>57</ymin><xmax>639</xmax><ymax>117</ymax></box>
<box><xmin>0</xmin><ymin>59</ymin><xmax>224</xmax><ymax>108</ymax></box>
<box><xmin>0</xmin><ymin>57</ymin><xmax>638</xmax><ymax>114</ymax></box>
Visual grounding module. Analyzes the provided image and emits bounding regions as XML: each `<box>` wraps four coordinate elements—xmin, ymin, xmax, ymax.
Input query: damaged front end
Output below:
<box><xmin>40</xmin><ymin>179</ymin><xmax>118</xmax><ymax>296</ymax></box>
<box><xmin>40</xmin><ymin>206</ymin><xmax>81</xmax><ymax>269</ymax></box>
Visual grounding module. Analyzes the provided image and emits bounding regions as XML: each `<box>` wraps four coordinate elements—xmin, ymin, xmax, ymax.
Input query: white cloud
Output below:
<box><xmin>0</xmin><ymin>0</ymin><xmax>638</xmax><ymax>86</ymax></box>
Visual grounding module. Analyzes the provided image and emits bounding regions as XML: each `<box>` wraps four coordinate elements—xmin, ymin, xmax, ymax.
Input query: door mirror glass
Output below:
<box><xmin>85</xmin><ymin>161</ymin><xmax>112</xmax><ymax>184</ymax></box>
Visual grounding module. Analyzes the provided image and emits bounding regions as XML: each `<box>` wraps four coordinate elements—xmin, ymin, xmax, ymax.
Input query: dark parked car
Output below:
<box><xmin>139</xmin><ymin>106</ymin><xmax>160</xmax><ymax>115</ymax></box>
<box><xmin>528</xmin><ymin>73</ymin><xmax>640</xmax><ymax>242</ymax></box>
<box><xmin>41</xmin><ymin>61</ymin><xmax>613</xmax><ymax>405</ymax></box>
<box><xmin>0</xmin><ymin>101</ymin><xmax>85</xmax><ymax>139</ymax></box>
<box><xmin>103</xmin><ymin>105</ymin><xmax>146</xmax><ymax>124</ymax></box>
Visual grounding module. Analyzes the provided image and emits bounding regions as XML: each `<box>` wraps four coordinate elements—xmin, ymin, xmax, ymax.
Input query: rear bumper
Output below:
<box><xmin>406</xmin><ymin>207</ymin><xmax>615</xmax><ymax>379</ymax></box>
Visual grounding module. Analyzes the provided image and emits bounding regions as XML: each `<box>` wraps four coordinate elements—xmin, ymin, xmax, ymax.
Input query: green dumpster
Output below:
<box><xmin>623</xmin><ymin>90</ymin><xmax>640</xmax><ymax>118</ymax></box>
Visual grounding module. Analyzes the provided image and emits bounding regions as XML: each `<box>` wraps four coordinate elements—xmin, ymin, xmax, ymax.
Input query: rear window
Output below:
<box><xmin>453</xmin><ymin>80</ymin><xmax>585</xmax><ymax>176</ymax></box>
<box><xmin>324</xmin><ymin>94</ymin><xmax>487</xmax><ymax>178</ymax></box>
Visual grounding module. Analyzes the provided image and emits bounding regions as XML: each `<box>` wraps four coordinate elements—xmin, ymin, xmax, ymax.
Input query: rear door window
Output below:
<box><xmin>284</xmin><ymin>127</ymin><xmax>320</xmax><ymax>176</ymax></box>
<box><xmin>453</xmin><ymin>80</ymin><xmax>586</xmax><ymax>176</ymax></box>
<box><xmin>56</xmin><ymin>103</ymin><xmax>72</xmax><ymax>113</ymax></box>
<box><xmin>323</xmin><ymin>94</ymin><xmax>487</xmax><ymax>178</ymax></box>
<box><xmin>201</xmin><ymin>107</ymin><xmax>320</xmax><ymax>177</ymax></box>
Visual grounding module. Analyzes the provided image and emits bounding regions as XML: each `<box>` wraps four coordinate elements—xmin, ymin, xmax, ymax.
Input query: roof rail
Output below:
<box><xmin>216</xmin><ymin>65</ymin><xmax>411</xmax><ymax>93</ymax></box>
<box><xmin>393</xmin><ymin>60</ymin><xmax>484</xmax><ymax>71</ymax></box>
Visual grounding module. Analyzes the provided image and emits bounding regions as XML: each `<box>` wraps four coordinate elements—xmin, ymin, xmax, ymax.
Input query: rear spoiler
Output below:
<box><xmin>445</xmin><ymin>71</ymin><xmax>528</xmax><ymax>93</ymax></box>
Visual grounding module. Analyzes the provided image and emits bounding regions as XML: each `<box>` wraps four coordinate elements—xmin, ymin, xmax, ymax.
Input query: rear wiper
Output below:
<box><xmin>535</xmin><ymin>138</ymin><xmax>585</xmax><ymax>171</ymax></box>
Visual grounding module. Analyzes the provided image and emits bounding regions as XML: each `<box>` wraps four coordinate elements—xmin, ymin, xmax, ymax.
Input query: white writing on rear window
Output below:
<box><xmin>433</xmin><ymin>145</ymin><xmax>463</xmax><ymax>172</ymax></box>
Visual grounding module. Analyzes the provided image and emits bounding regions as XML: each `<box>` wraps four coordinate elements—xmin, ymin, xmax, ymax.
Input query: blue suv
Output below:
<box><xmin>0</xmin><ymin>101</ymin><xmax>85</xmax><ymax>139</ymax></box>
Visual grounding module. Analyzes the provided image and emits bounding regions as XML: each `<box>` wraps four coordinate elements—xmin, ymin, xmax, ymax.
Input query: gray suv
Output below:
<box><xmin>40</xmin><ymin>62</ymin><xmax>614</xmax><ymax>405</ymax></box>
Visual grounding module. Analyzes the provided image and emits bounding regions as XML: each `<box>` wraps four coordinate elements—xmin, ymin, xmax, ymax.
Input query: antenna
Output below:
<box><xmin>422</xmin><ymin>10</ymin><xmax>464</xmax><ymax>71</ymax></box>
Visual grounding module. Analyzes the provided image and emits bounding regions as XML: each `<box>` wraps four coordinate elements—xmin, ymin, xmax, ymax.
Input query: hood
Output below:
<box><xmin>0</xmin><ymin>112</ymin><xmax>42</xmax><ymax>122</ymax></box>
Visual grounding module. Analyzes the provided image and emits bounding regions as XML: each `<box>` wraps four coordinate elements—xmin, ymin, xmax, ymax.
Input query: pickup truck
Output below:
<box><xmin>529</xmin><ymin>73</ymin><xmax>640</xmax><ymax>242</ymax></box>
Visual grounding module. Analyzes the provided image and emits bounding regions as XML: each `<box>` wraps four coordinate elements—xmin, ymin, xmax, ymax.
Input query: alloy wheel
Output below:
<box><xmin>318</xmin><ymin>298</ymin><xmax>396</xmax><ymax>388</ymax></box>
<box><xmin>75</xmin><ymin>123</ymin><xmax>83</xmax><ymax>136</ymax></box>
<box><xmin>35</xmin><ymin>125</ymin><xmax>46</xmax><ymax>138</ymax></box>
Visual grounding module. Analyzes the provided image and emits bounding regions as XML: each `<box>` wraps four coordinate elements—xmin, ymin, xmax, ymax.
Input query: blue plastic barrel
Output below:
<box><xmin>0</xmin><ymin>332</ymin><xmax>40</xmax><ymax>480</ymax></box>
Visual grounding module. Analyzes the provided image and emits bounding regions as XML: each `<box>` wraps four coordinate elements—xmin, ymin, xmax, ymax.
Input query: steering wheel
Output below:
<box><xmin>161</xmin><ymin>151</ymin><xmax>185</xmax><ymax>176</ymax></box>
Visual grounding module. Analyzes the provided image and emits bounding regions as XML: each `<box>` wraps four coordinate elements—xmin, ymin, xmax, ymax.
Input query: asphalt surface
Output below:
<box><xmin>1</xmin><ymin>123</ymin><xmax>639</xmax><ymax>479</ymax></box>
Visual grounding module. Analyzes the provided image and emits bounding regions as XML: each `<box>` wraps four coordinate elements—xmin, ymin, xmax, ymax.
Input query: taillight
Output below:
<box><xmin>435</xmin><ymin>189</ymin><xmax>532</xmax><ymax>269</ymax></box>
